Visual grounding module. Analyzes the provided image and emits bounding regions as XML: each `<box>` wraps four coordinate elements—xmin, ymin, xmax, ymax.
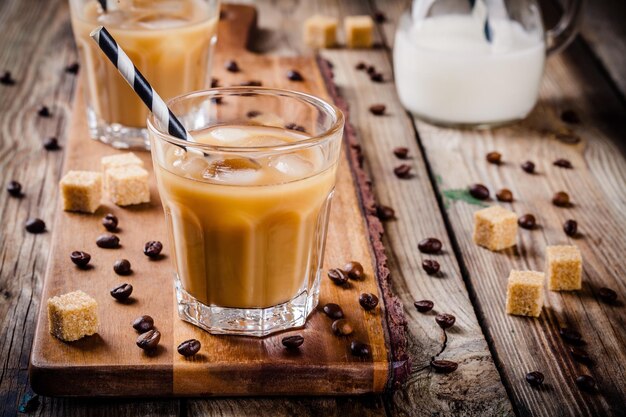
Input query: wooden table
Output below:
<box><xmin>1</xmin><ymin>0</ymin><xmax>624</xmax><ymax>416</ymax></box>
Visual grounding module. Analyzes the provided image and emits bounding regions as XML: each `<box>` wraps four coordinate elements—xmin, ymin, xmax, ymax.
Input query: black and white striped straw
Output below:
<box><xmin>97</xmin><ymin>0</ymin><xmax>118</xmax><ymax>12</ymax></box>
<box><xmin>90</xmin><ymin>26</ymin><xmax>193</xmax><ymax>143</ymax></box>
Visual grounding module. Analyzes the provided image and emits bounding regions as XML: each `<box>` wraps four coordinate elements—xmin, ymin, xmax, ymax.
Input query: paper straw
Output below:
<box><xmin>469</xmin><ymin>0</ymin><xmax>492</xmax><ymax>42</ymax></box>
<box><xmin>90</xmin><ymin>26</ymin><xmax>193</xmax><ymax>142</ymax></box>
<box><xmin>97</xmin><ymin>0</ymin><xmax>118</xmax><ymax>12</ymax></box>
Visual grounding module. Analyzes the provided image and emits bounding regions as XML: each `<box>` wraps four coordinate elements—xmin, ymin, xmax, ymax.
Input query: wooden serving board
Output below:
<box><xmin>29</xmin><ymin>4</ymin><xmax>408</xmax><ymax>397</ymax></box>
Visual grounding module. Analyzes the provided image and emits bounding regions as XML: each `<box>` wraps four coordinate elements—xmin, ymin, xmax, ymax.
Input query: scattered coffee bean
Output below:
<box><xmin>238</xmin><ymin>80</ymin><xmax>262</xmax><ymax>86</ymax></box>
<box><xmin>43</xmin><ymin>137</ymin><xmax>60</xmax><ymax>151</ymax></box>
<box><xmin>7</xmin><ymin>180</ymin><xmax>22</xmax><ymax>197</ymax></box>
<box><xmin>0</xmin><ymin>71</ymin><xmax>16</xmax><ymax>85</ymax></box>
<box><xmin>322</xmin><ymin>303</ymin><xmax>344</xmax><ymax>319</ymax></box>
<box><xmin>136</xmin><ymin>329</ymin><xmax>161</xmax><ymax>350</ymax></box>
<box><xmin>418</xmin><ymin>238</ymin><xmax>442</xmax><ymax>254</ymax></box>
<box><xmin>177</xmin><ymin>339</ymin><xmax>201</xmax><ymax>357</ymax></box>
<box><xmin>486</xmin><ymin>151</ymin><xmax>502</xmax><ymax>165</ymax></box>
<box><xmin>102</xmin><ymin>213</ymin><xmax>118</xmax><ymax>232</ymax></box>
<box><xmin>393</xmin><ymin>147</ymin><xmax>409</xmax><ymax>159</ymax></box>
<box><xmin>113</xmin><ymin>259</ymin><xmax>132</xmax><ymax>275</ymax></box>
<box><xmin>370</xmin><ymin>72</ymin><xmax>384</xmax><ymax>83</ymax></box>
<box><xmin>394</xmin><ymin>164</ymin><xmax>412</xmax><ymax>179</ymax></box>
<box><xmin>414</xmin><ymin>300</ymin><xmax>434</xmax><ymax>313</ymax></box>
<box><xmin>210</xmin><ymin>96</ymin><xmax>223</xmax><ymax>104</ymax></box>
<box><xmin>246</xmin><ymin>110</ymin><xmax>261</xmax><ymax>118</ymax></box>
<box><xmin>110</xmin><ymin>283</ymin><xmax>133</xmax><ymax>300</ymax></box>
<box><xmin>282</xmin><ymin>335</ymin><xmax>304</xmax><ymax>349</ymax></box>
<box><xmin>132</xmin><ymin>315</ymin><xmax>154</xmax><ymax>333</ymax></box>
<box><xmin>598</xmin><ymin>287</ymin><xmax>617</xmax><ymax>304</ymax></box>
<box><xmin>569</xmin><ymin>347</ymin><xmax>592</xmax><ymax>364</ymax></box>
<box><xmin>65</xmin><ymin>62</ymin><xmax>80</xmax><ymax>74</ymax></box>
<box><xmin>344</xmin><ymin>261</ymin><xmax>364</xmax><ymax>280</ymax></box>
<box><xmin>25</xmin><ymin>218</ymin><xmax>46</xmax><ymax>234</ymax></box>
<box><xmin>70</xmin><ymin>251</ymin><xmax>91</xmax><ymax>268</ymax></box>
<box><xmin>224</xmin><ymin>60</ymin><xmax>239</xmax><ymax>72</ymax></box>
<box><xmin>521</xmin><ymin>161</ymin><xmax>535</xmax><ymax>174</ymax></box>
<box><xmin>554</xmin><ymin>131</ymin><xmax>581</xmax><ymax>144</ymax></box>
<box><xmin>563</xmin><ymin>219</ymin><xmax>578</xmax><ymax>237</ymax></box>
<box><xmin>366</xmin><ymin>65</ymin><xmax>376</xmax><ymax>75</ymax></box>
<box><xmin>553</xmin><ymin>158</ymin><xmax>573</xmax><ymax>169</ymax></box>
<box><xmin>144</xmin><ymin>241</ymin><xmax>163</xmax><ymax>258</ymax></box>
<box><xmin>96</xmin><ymin>233</ymin><xmax>120</xmax><ymax>249</ymax></box>
<box><xmin>468</xmin><ymin>183</ymin><xmax>490</xmax><ymax>200</ymax></box>
<box><xmin>350</xmin><ymin>341</ymin><xmax>370</xmax><ymax>357</ymax></box>
<box><xmin>286</xmin><ymin>70</ymin><xmax>304</xmax><ymax>81</ymax></box>
<box><xmin>430</xmin><ymin>359</ymin><xmax>458</xmax><ymax>373</ymax></box>
<box><xmin>525</xmin><ymin>371</ymin><xmax>544</xmax><ymax>387</ymax></box>
<box><xmin>359</xmin><ymin>293</ymin><xmax>379</xmax><ymax>310</ymax></box>
<box><xmin>575</xmin><ymin>375</ymin><xmax>596</xmax><ymax>392</ymax></box>
<box><xmin>518</xmin><ymin>214</ymin><xmax>537</xmax><ymax>230</ymax></box>
<box><xmin>38</xmin><ymin>106</ymin><xmax>51</xmax><ymax>117</ymax></box>
<box><xmin>435</xmin><ymin>313</ymin><xmax>456</xmax><ymax>329</ymax></box>
<box><xmin>552</xmin><ymin>191</ymin><xmax>570</xmax><ymax>207</ymax></box>
<box><xmin>422</xmin><ymin>259</ymin><xmax>440</xmax><ymax>275</ymax></box>
<box><xmin>376</xmin><ymin>204</ymin><xmax>395</xmax><ymax>221</ymax></box>
<box><xmin>211</xmin><ymin>78</ymin><xmax>219</xmax><ymax>88</ymax></box>
<box><xmin>327</xmin><ymin>268</ymin><xmax>348</xmax><ymax>286</ymax></box>
<box><xmin>355</xmin><ymin>62</ymin><xmax>367</xmax><ymax>70</ymax></box>
<box><xmin>331</xmin><ymin>319</ymin><xmax>353</xmax><ymax>336</ymax></box>
<box><xmin>560</xmin><ymin>110</ymin><xmax>580</xmax><ymax>124</ymax></box>
<box><xmin>373</xmin><ymin>11</ymin><xmax>387</xmax><ymax>23</ymax></box>
<box><xmin>369</xmin><ymin>104</ymin><xmax>386</xmax><ymax>116</ymax></box>
<box><xmin>496</xmin><ymin>188</ymin><xmax>513</xmax><ymax>202</ymax></box>
<box><xmin>559</xmin><ymin>327</ymin><xmax>583</xmax><ymax>345</ymax></box>
<box><xmin>285</xmin><ymin>123</ymin><xmax>306</xmax><ymax>132</ymax></box>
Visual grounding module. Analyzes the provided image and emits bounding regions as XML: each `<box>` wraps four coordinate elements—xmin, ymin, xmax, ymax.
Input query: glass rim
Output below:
<box><xmin>147</xmin><ymin>87</ymin><xmax>345</xmax><ymax>153</ymax></box>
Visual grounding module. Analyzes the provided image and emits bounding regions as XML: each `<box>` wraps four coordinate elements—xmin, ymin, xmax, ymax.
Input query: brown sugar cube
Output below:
<box><xmin>506</xmin><ymin>270</ymin><xmax>544</xmax><ymax>317</ymax></box>
<box><xmin>106</xmin><ymin>165</ymin><xmax>150</xmax><ymax>206</ymax></box>
<box><xmin>345</xmin><ymin>15</ymin><xmax>374</xmax><ymax>48</ymax></box>
<box><xmin>546</xmin><ymin>245</ymin><xmax>582</xmax><ymax>291</ymax></box>
<box><xmin>473</xmin><ymin>205</ymin><xmax>518</xmax><ymax>251</ymax></box>
<box><xmin>101</xmin><ymin>152</ymin><xmax>144</xmax><ymax>191</ymax></box>
<box><xmin>59</xmin><ymin>170</ymin><xmax>103</xmax><ymax>213</ymax></box>
<box><xmin>304</xmin><ymin>15</ymin><xmax>338</xmax><ymax>48</ymax></box>
<box><xmin>47</xmin><ymin>290</ymin><xmax>98</xmax><ymax>341</ymax></box>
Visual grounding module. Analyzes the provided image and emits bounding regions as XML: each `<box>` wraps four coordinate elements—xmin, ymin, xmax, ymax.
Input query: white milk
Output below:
<box><xmin>393</xmin><ymin>14</ymin><xmax>545</xmax><ymax>125</ymax></box>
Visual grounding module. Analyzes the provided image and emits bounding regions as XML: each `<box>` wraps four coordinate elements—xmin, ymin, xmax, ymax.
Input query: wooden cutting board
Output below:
<box><xmin>29</xmin><ymin>4</ymin><xmax>408</xmax><ymax>397</ymax></box>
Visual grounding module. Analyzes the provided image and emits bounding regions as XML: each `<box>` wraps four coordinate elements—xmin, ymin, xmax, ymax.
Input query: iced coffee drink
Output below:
<box><xmin>148</xmin><ymin>89</ymin><xmax>344</xmax><ymax>336</ymax></box>
<box><xmin>70</xmin><ymin>0</ymin><xmax>219</xmax><ymax>148</ymax></box>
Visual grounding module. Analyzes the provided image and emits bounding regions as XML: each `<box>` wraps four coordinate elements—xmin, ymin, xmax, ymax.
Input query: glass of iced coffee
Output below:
<box><xmin>148</xmin><ymin>88</ymin><xmax>344</xmax><ymax>336</ymax></box>
<box><xmin>69</xmin><ymin>0</ymin><xmax>219</xmax><ymax>149</ymax></box>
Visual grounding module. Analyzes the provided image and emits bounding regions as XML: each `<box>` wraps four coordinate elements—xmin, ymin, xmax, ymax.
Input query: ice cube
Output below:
<box><xmin>203</xmin><ymin>158</ymin><xmax>262</xmax><ymax>184</ymax></box>
<box><xmin>208</xmin><ymin>128</ymin><xmax>251</xmax><ymax>144</ymax></box>
<box><xmin>132</xmin><ymin>13</ymin><xmax>189</xmax><ymax>29</ymax></box>
<box><xmin>269</xmin><ymin>154</ymin><xmax>314</xmax><ymax>178</ymax></box>
<box><xmin>239</xmin><ymin>135</ymin><xmax>290</xmax><ymax>147</ymax></box>
<box><xmin>180</xmin><ymin>156</ymin><xmax>210</xmax><ymax>180</ymax></box>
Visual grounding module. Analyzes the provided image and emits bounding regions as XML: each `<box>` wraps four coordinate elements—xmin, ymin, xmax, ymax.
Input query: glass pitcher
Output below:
<box><xmin>393</xmin><ymin>0</ymin><xmax>583</xmax><ymax>128</ymax></box>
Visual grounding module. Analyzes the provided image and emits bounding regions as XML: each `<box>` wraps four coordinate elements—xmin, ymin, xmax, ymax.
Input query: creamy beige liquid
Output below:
<box><xmin>153</xmin><ymin>125</ymin><xmax>338</xmax><ymax>309</ymax></box>
<box><xmin>70</xmin><ymin>0</ymin><xmax>218</xmax><ymax>127</ymax></box>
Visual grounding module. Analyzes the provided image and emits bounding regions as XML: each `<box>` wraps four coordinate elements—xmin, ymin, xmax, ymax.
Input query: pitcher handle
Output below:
<box><xmin>545</xmin><ymin>0</ymin><xmax>584</xmax><ymax>55</ymax></box>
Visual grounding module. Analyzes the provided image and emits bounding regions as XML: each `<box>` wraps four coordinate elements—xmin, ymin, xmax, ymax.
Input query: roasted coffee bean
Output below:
<box><xmin>224</xmin><ymin>60</ymin><xmax>239</xmax><ymax>72</ymax></box>
<box><xmin>554</xmin><ymin>131</ymin><xmax>580</xmax><ymax>144</ymax></box>
<box><xmin>132</xmin><ymin>315</ymin><xmax>154</xmax><ymax>333</ymax></box>
<box><xmin>435</xmin><ymin>313</ymin><xmax>456</xmax><ymax>329</ymax></box>
<box><xmin>468</xmin><ymin>183</ymin><xmax>490</xmax><ymax>200</ymax></box>
<box><xmin>286</xmin><ymin>70</ymin><xmax>304</xmax><ymax>81</ymax></box>
<box><xmin>552</xmin><ymin>191</ymin><xmax>571</xmax><ymax>207</ymax></box>
<box><xmin>322</xmin><ymin>303</ymin><xmax>344</xmax><ymax>319</ymax></box>
<box><xmin>350</xmin><ymin>341</ymin><xmax>370</xmax><ymax>357</ymax></box>
<box><xmin>570</xmin><ymin>347</ymin><xmax>592</xmax><ymax>364</ymax></box>
<box><xmin>369</xmin><ymin>104</ymin><xmax>386</xmax><ymax>116</ymax></box>
<box><xmin>102</xmin><ymin>213</ymin><xmax>118</xmax><ymax>232</ymax></box>
<box><xmin>598</xmin><ymin>287</ymin><xmax>617</xmax><ymax>304</ymax></box>
<box><xmin>211</xmin><ymin>78</ymin><xmax>219</xmax><ymax>88</ymax></box>
<box><xmin>38</xmin><ymin>106</ymin><xmax>51</xmax><ymax>117</ymax></box>
<box><xmin>113</xmin><ymin>259</ymin><xmax>132</xmax><ymax>275</ymax></box>
<box><xmin>563</xmin><ymin>219</ymin><xmax>578</xmax><ymax>237</ymax></box>
<box><xmin>518</xmin><ymin>214</ymin><xmax>537</xmax><ymax>230</ymax></box>
<box><xmin>575</xmin><ymin>375</ymin><xmax>596</xmax><ymax>392</ymax></box>
<box><xmin>25</xmin><ymin>218</ymin><xmax>46</xmax><ymax>234</ymax></box>
<box><xmin>0</xmin><ymin>71</ymin><xmax>16</xmax><ymax>85</ymax></box>
<box><xmin>246</xmin><ymin>110</ymin><xmax>261</xmax><ymax>118</ymax></box>
<box><xmin>110</xmin><ymin>283</ymin><xmax>133</xmax><ymax>300</ymax></box>
<box><xmin>327</xmin><ymin>268</ymin><xmax>348</xmax><ymax>286</ymax></box>
<box><xmin>285</xmin><ymin>123</ymin><xmax>306</xmax><ymax>132</ymax></box>
<box><xmin>137</xmin><ymin>329</ymin><xmax>161</xmax><ymax>350</ymax></box>
<box><xmin>559</xmin><ymin>327</ymin><xmax>583</xmax><ymax>345</ymax></box>
<box><xmin>373</xmin><ymin>10</ymin><xmax>387</xmax><ymax>22</ymax></box>
<box><xmin>7</xmin><ymin>180</ymin><xmax>22</xmax><ymax>197</ymax></box>
<box><xmin>521</xmin><ymin>161</ymin><xmax>535</xmax><ymax>174</ymax></box>
<box><xmin>177</xmin><ymin>339</ymin><xmax>201</xmax><ymax>357</ymax></box>
<box><xmin>355</xmin><ymin>62</ymin><xmax>367</xmax><ymax>70</ymax></box>
<box><xmin>393</xmin><ymin>147</ymin><xmax>409</xmax><ymax>159</ymax></box>
<box><xmin>561</xmin><ymin>110</ymin><xmax>580</xmax><ymax>124</ymax></box>
<box><xmin>370</xmin><ymin>72</ymin><xmax>384</xmax><ymax>82</ymax></box>
<box><xmin>282</xmin><ymin>335</ymin><xmax>304</xmax><ymax>349</ymax></box>
<box><xmin>430</xmin><ymin>359</ymin><xmax>458</xmax><ymax>373</ymax></box>
<box><xmin>376</xmin><ymin>204</ymin><xmax>395</xmax><ymax>221</ymax></box>
<box><xmin>525</xmin><ymin>371</ymin><xmax>544</xmax><ymax>387</ymax></box>
<box><xmin>418</xmin><ymin>238</ymin><xmax>442</xmax><ymax>254</ymax></box>
<box><xmin>359</xmin><ymin>293</ymin><xmax>379</xmax><ymax>310</ymax></box>
<box><xmin>496</xmin><ymin>188</ymin><xmax>513</xmax><ymax>202</ymax></box>
<box><xmin>486</xmin><ymin>151</ymin><xmax>502</xmax><ymax>165</ymax></box>
<box><xmin>422</xmin><ymin>259</ymin><xmax>440</xmax><ymax>275</ymax></box>
<box><xmin>43</xmin><ymin>137</ymin><xmax>60</xmax><ymax>151</ymax></box>
<box><xmin>553</xmin><ymin>158</ymin><xmax>573</xmax><ymax>169</ymax></box>
<box><xmin>144</xmin><ymin>241</ymin><xmax>163</xmax><ymax>258</ymax></box>
<box><xmin>414</xmin><ymin>300</ymin><xmax>434</xmax><ymax>312</ymax></box>
<box><xmin>70</xmin><ymin>251</ymin><xmax>91</xmax><ymax>268</ymax></box>
<box><xmin>331</xmin><ymin>319</ymin><xmax>353</xmax><ymax>336</ymax></box>
<box><xmin>394</xmin><ymin>164</ymin><xmax>412</xmax><ymax>179</ymax></box>
<box><xmin>210</xmin><ymin>96</ymin><xmax>223</xmax><ymax>104</ymax></box>
<box><xmin>65</xmin><ymin>62</ymin><xmax>80</xmax><ymax>74</ymax></box>
<box><xmin>96</xmin><ymin>233</ymin><xmax>120</xmax><ymax>249</ymax></box>
<box><xmin>344</xmin><ymin>261</ymin><xmax>364</xmax><ymax>280</ymax></box>
<box><xmin>238</xmin><ymin>80</ymin><xmax>262</xmax><ymax>86</ymax></box>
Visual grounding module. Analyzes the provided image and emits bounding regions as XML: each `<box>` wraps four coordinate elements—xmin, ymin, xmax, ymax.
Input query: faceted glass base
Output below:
<box><xmin>87</xmin><ymin>107</ymin><xmax>151</xmax><ymax>150</ymax></box>
<box><xmin>175</xmin><ymin>274</ymin><xmax>320</xmax><ymax>337</ymax></box>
